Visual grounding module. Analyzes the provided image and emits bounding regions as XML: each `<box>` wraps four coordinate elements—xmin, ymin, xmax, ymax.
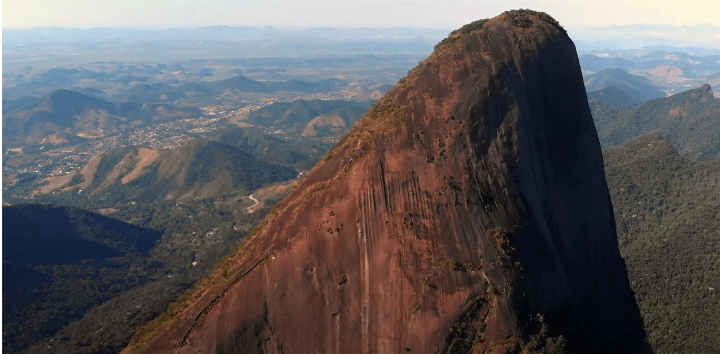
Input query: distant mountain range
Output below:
<box><xmin>20</xmin><ymin>98</ymin><xmax>374</xmax><ymax>204</ymax></box>
<box><xmin>120</xmin><ymin>82</ymin><xmax>215</xmax><ymax>103</ymax></box>
<box><xmin>587</xmin><ymin>87</ymin><xmax>643</xmax><ymax>109</ymax></box>
<box><xmin>209</xmin><ymin>75</ymin><xmax>271</xmax><ymax>93</ymax></box>
<box><xmin>118</xmin><ymin>76</ymin><xmax>347</xmax><ymax>103</ymax></box>
<box><xmin>2</xmin><ymin>27</ymin><xmax>440</xmax><ymax>67</ymax></box>
<box><xmin>3</xmin><ymin>67</ymin><xmax>146</xmax><ymax>99</ymax></box>
<box><xmin>39</xmin><ymin>68</ymin><xmax>115</xmax><ymax>86</ymax></box>
<box><xmin>242</xmin><ymin>98</ymin><xmax>372</xmax><ymax>138</ymax></box>
<box><xmin>2</xmin><ymin>89</ymin><xmax>201</xmax><ymax>145</ymax></box>
<box><xmin>573</xmin><ymin>25</ymin><xmax>720</xmax><ymax>51</ymax></box>
<box><xmin>2</xmin><ymin>75</ymin><xmax>352</xmax><ymax>109</ymax></box>
<box><xmin>269</xmin><ymin>78</ymin><xmax>345</xmax><ymax>93</ymax></box>
<box><xmin>580</xmin><ymin>55</ymin><xmax>636</xmax><ymax>72</ymax></box>
<box><xmin>584</xmin><ymin>68</ymin><xmax>667</xmax><ymax>104</ymax></box>
<box><xmin>6</xmin><ymin>97</ymin><xmax>369</xmax><ymax>209</ymax></box>
<box><xmin>578</xmin><ymin>50</ymin><xmax>720</xmax><ymax>97</ymax></box>
<box><xmin>579</xmin><ymin>50</ymin><xmax>720</xmax><ymax>74</ymax></box>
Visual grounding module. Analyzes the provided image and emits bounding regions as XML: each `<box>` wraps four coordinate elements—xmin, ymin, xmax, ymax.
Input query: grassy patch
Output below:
<box><xmin>411</xmin><ymin>303</ymin><xmax>422</xmax><ymax>315</ymax></box>
<box><xmin>441</xmin><ymin>257</ymin><xmax>467</xmax><ymax>272</ymax></box>
<box><xmin>367</xmin><ymin>101</ymin><xmax>406</xmax><ymax>132</ymax></box>
<box><xmin>490</xmin><ymin>226</ymin><xmax>511</xmax><ymax>253</ymax></box>
<box><xmin>503</xmin><ymin>9</ymin><xmax>565</xmax><ymax>32</ymax></box>
<box><xmin>336</xmin><ymin>100</ymin><xmax>405</xmax><ymax>175</ymax></box>
<box><xmin>522</xmin><ymin>314</ymin><xmax>568</xmax><ymax>354</ymax></box>
<box><xmin>434</xmin><ymin>18</ymin><xmax>489</xmax><ymax>50</ymax></box>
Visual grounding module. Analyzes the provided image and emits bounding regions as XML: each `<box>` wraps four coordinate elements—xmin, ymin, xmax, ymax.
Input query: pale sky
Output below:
<box><xmin>2</xmin><ymin>0</ymin><xmax>719</xmax><ymax>30</ymax></box>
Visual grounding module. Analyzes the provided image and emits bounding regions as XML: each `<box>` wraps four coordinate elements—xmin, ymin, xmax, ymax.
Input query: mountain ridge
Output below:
<box><xmin>597</xmin><ymin>83</ymin><xmax>720</xmax><ymax>159</ymax></box>
<box><xmin>1</xmin><ymin>89</ymin><xmax>202</xmax><ymax>145</ymax></box>
<box><xmin>583</xmin><ymin>68</ymin><xmax>666</xmax><ymax>103</ymax></box>
<box><xmin>33</xmin><ymin>139</ymin><xmax>298</xmax><ymax>203</ymax></box>
<box><xmin>239</xmin><ymin>98</ymin><xmax>372</xmax><ymax>139</ymax></box>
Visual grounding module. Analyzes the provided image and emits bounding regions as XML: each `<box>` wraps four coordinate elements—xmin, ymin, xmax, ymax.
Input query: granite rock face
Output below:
<box><xmin>127</xmin><ymin>10</ymin><xmax>648</xmax><ymax>353</ymax></box>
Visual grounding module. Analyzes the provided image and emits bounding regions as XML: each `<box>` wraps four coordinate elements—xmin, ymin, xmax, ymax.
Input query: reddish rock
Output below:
<box><xmin>125</xmin><ymin>10</ymin><xmax>648</xmax><ymax>354</ymax></box>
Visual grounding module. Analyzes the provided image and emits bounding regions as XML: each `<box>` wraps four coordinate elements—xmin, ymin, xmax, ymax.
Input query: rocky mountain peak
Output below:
<box><xmin>125</xmin><ymin>10</ymin><xmax>648</xmax><ymax>354</ymax></box>
<box><xmin>693</xmin><ymin>83</ymin><xmax>713</xmax><ymax>100</ymax></box>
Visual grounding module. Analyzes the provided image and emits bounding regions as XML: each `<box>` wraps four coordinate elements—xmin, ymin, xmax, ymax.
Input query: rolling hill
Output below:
<box><xmin>117</xmin><ymin>77</ymin><xmax>349</xmax><ymax>104</ymax></box>
<box><xmin>1</xmin><ymin>89</ymin><xmax>202</xmax><ymax>145</ymax></box>
<box><xmin>209</xmin><ymin>75</ymin><xmax>272</xmax><ymax>93</ymax></box>
<box><xmin>579</xmin><ymin>54</ymin><xmax>635</xmax><ymax>72</ymax></box>
<box><xmin>120</xmin><ymin>83</ymin><xmax>215</xmax><ymax>103</ymax></box>
<box><xmin>2</xmin><ymin>95</ymin><xmax>42</xmax><ymax>114</ymax></box>
<box><xmin>587</xmin><ymin>86</ymin><xmax>642</xmax><ymax>109</ymax></box>
<box><xmin>597</xmin><ymin>84</ymin><xmax>720</xmax><ymax>159</ymax></box>
<box><xmin>211</xmin><ymin>126</ymin><xmax>327</xmax><ymax>170</ymax></box>
<box><xmin>268</xmin><ymin>78</ymin><xmax>345</xmax><ymax>92</ymax></box>
<box><xmin>33</xmin><ymin>138</ymin><xmax>298</xmax><ymax>203</ymax></box>
<box><xmin>242</xmin><ymin>98</ymin><xmax>372</xmax><ymax>138</ymax></box>
<box><xmin>583</xmin><ymin>68</ymin><xmax>666</xmax><ymax>103</ymax></box>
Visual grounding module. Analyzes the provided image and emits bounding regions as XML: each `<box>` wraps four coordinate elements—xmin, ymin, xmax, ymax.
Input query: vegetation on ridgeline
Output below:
<box><xmin>434</xmin><ymin>9</ymin><xmax>564</xmax><ymax>51</ymax></box>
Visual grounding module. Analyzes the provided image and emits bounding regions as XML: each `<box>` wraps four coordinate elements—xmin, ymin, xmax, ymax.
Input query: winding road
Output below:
<box><xmin>246</xmin><ymin>194</ymin><xmax>260</xmax><ymax>214</ymax></box>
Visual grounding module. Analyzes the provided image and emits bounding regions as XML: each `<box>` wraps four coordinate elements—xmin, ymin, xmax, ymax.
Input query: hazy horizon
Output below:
<box><xmin>4</xmin><ymin>0</ymin><xmax>720</xmax><ymax>55</ymax></box>
<box><xmin>4</xmin><ymin>23</ymin><xmax>720</xmax><ymax>53</ymax></box>
<box><xmin>4</xmin><ymin>0</ymin><xmax>719</xmax><ymax>29</ymax></box>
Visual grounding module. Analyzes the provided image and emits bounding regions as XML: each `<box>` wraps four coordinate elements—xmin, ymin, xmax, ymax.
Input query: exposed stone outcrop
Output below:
<box><xmin>126</xmin><ymin>10</ymin><xmax>648</xmax><ymax>353</ymax></box>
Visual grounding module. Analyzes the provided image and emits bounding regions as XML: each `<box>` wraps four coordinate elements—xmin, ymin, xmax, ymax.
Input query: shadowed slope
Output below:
<box><xmin>3</xmin><ymin>204</ymin><xmax>163</xmax><ymax>353</ymax></box>
<box><xmin>126</xmin><ymin>10</ymin><xmax>647</xmax><ymax>354</ymax></box>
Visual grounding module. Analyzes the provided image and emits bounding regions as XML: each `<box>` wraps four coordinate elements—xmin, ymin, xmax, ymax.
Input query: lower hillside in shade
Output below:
<box><xmin>125</xmin><ymin>10</ymin><xmax>648</xmax><ymax>354</ymax></box>
<box><xmin>2</xmin><ymin>204</ymin><xmax>162</xmax><ymax>353</ymax></box>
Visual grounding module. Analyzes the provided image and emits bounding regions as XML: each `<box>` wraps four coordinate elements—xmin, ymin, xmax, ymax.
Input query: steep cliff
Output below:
<box><xmin>125</xmin><ymin>10</ymin><xmax>648</xmax><ymax>353</ymax></box>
